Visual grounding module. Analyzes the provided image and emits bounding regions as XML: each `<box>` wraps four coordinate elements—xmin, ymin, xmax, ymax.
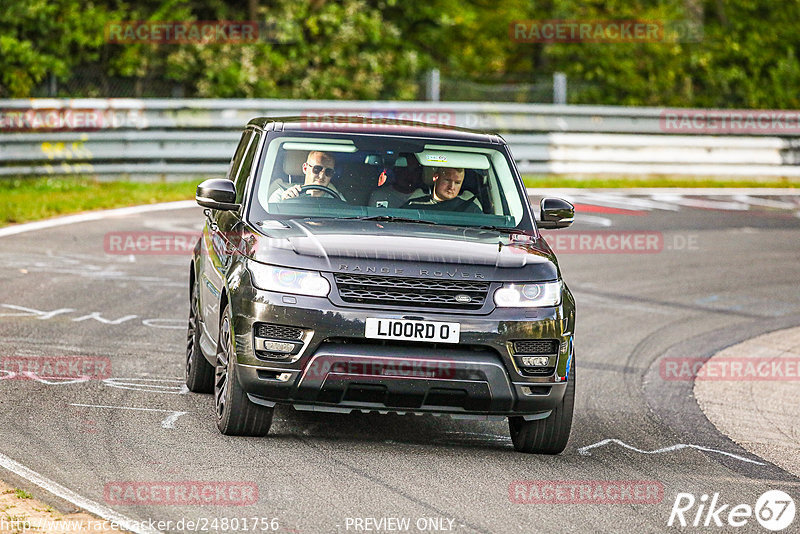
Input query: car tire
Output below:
<box><xmin>185</xmin><ymin>279</ymin><xmax>214</xmax><ymax>393</ymax></box>
<box><xmin>508</xmin><ymin>357</ymin><xmax>575</xmax><ymax>454</ymax></box>
<box><xmin>214</xmin><ymin>304</ymin><xmax>274</xmax><ymax>436</ymax></box>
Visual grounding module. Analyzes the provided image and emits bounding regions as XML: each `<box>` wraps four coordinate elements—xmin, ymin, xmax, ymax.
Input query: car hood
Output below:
<box><xmin>244</xmin><ymin>219</ymin><xmax>560</xmax><ymax>282</ymax></box>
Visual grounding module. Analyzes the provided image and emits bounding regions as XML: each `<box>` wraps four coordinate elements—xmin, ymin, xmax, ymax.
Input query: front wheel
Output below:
<box><xmin>509</xmin><ymin>358</ymin><xmax>575</xmax><ymax>454</ymax></box>
<box><xmin>214</xmin><ymin>305</ymin><xmax>273</xmax><ymax>436</ymax></box>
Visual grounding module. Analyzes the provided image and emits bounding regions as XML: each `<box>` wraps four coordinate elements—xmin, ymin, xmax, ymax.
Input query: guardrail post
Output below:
<box><xmin>426</xmin><ymin>69</ymin><xmax>440</xmax><ymax>102</ymax></box>
<box><xmin>48</xmin><ymin>73</ymin><xmax>58</xmax><ymax>97</ymax></box>
<box><xmin>553</xmin><ymin>72</ymin><xmax>567</xmax><ymax>104</ymax></box>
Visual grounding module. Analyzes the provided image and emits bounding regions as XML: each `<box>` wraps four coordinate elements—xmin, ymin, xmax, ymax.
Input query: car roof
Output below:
<box><xmin>246</xmin><ymin>116</ymin><xmax>503</xmax><ymax>144</ymax></box>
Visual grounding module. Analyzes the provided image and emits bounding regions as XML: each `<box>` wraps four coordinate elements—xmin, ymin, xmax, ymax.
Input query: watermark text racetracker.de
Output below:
<box><xmin>661</xmin><ymin>357</ymin><xmax>800</xmax><ymax>381</ymax></box>
<box><xmin>0</xmin><ymin>516</ymin><xmax>284</xmax><ymax>532</ymax></box>
<box><xmin>301</xmin><ymin>109</ymin><xmax>457</xmax><ymax>128</ymax></box>
<box><xmin>0</xmin><ymin>356</ymin><xmax>111</xmax><ymax>380</ymax></box>
<box><xmin>305</xmin><ymin>358</ymin><xmax>457</xmax><ymax>381</ymax></box>
<box><xmin>301</xmin><ymin>108</ymin><xmax>540</xmax><ymax>130</ymax></box>
<box><xmin>509</xmin><ymin>19</ymin><xmax>703</xmax><ymax>43</ymax></box>
<box><xmin>540</xmin><ymin>231</ymin><xmax>698</xmax><ymax>254</ymax></box>
<box><xmin>104</xmin><ymin>231</ymin><xmax>199</xmax><ymax>255</ymax></box>
<box><xmin>103</xmin><ymin>230</ymin><xmax>700</xmax><ymax>256</ymax></box>
<box><xmin>104</xmin><ymin>481</ymin><xmax>258</xmax><ymax>506</ymax></box>
<box><xmin>105</xmin><ymin>21</ymin><xmax>265</xmax><ymax>44</ymax></box>
<box><xmin>660</xmin><ymin>109</ymin><xmax>800</xmax><ymax>134</ymax></box>
<box><xmin>509</xmin><ymin>480</ymin><xmax>664</xmax><ymax>504</ymax></box>
<box><xmin>0</xmin><ymin>108</ymin><xmax>145</xmax><ymax>131</ymax></box>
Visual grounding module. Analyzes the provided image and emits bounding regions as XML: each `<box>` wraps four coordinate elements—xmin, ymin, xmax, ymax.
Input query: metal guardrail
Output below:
<box><xmin>1</xmin><ymin>99</ymin><xmax>799</xmax><ymax>178</ymax></box>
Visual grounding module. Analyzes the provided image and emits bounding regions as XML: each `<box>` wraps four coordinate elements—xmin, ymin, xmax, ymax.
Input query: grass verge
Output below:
<box><xmin>0</xmin><ymin>176</ymin><xmax>198</xmax><ymax>228</ymax></box>
<box><xmin>0</xmin><ymin>480</ymin><xmax>119</xmax><ymax>533</ymax></box>
<box><xmin>522</xmin><ymin>175</ymin><xmax>800</xmax><ymax>188</ymax></box>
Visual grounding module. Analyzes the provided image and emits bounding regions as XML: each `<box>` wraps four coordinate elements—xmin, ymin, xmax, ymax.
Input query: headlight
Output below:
<box><xmin>248</xmin><ymin>262</ymin><xmax>330</xmax><ymax>297</ymax></box>
<box><xmin>494</xmin><ymin>281</ymin><xmax>562</xmax><ymax>307</ymax></box>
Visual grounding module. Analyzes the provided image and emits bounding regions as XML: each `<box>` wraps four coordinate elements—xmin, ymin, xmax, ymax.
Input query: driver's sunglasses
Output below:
<box><xmin>308</xmin><ymin>164</ymin><xmax>335</xmax><ymax>178</ymax></box>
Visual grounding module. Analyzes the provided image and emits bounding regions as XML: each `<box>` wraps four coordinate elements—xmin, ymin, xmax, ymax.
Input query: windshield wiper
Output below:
<box><xmin>344</xmin><ymin>215</ymin><xmax>439</xmax><ymax>225</ymax></box>
<box><xmin>478</xmin><ymin>225</ymin><xmax>532</xmax><ymax>236</ymax></box>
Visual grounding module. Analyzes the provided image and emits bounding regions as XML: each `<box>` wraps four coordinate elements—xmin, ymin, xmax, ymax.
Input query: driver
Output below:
<box><xmin>269</xmin><ymin>151</ymin><xmax>340</xmax><ymax>202</ymax></box>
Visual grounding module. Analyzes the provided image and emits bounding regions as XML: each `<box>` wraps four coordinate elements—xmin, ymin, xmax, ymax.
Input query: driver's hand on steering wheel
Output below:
<box><xmin>281</xmin><ymin>185</ymin><xmax>303</xmax><ymax>200</ymax></box>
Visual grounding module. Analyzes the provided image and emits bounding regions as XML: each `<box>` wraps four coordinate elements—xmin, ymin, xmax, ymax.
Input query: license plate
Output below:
<box><xmin>365</xmin><ymin>318</ymin><xmax>460</xmax><ymax>344</ymax></box>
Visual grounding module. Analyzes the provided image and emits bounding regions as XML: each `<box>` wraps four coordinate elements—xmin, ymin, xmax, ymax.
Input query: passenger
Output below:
<box><xmin>368</xmin><ymin>154</ymin><xmax>425</xmax><ymax>208</ymax></box>
<box><xmin>403</xmin><ymin>167</ymin><xmax>482</xmax><ymax>213</ymax></box>
<box><xmin>269</xmin><ymin>151</ymin><xmax>340</xmax><ymax>202</ymax></box>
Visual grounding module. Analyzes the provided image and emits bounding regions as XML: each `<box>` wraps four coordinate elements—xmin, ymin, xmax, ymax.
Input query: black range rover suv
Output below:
<box><xmin>186</xmin><ymin>117</ymin><xmax>576</xmax><ymax>454</ymax></box>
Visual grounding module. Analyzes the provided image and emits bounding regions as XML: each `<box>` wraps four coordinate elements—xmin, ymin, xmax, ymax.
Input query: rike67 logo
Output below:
<box><xmin>668</xmin><ymin>490</ymin><xmax>795</xmax><ymax>531</ymax></box>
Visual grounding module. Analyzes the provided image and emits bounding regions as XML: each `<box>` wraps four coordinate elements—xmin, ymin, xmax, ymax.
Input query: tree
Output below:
<box><xmin>2</xmin><ymin>0</ymin><xmax>799</xmax><ymax>108</ymax></box>
<box><xmin>0</xmin><ymin>0</ymin><xmax>115</xmax><ymax>97</ymax></box>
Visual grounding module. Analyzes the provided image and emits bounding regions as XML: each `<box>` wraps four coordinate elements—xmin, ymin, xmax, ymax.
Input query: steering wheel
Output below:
<box><xmin>297</xmin><ymin>184</ymin><xmax>346</xmax><ymax>201</ymax></box>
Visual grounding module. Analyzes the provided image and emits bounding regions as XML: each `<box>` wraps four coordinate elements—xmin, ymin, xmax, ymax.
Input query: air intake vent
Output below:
<box><xmin>513</xmin><ymin>339</ymin><xmax>559</xmax><ymax>355</ymax></box>
<box><xmin>254</xmin><ymin>323</ymin><xmax>303</xmax><ymax>340</ymax></box>
<box><xmin>520</xmin><ymin>366</ymin><xmax>556</xmax><ymax>377</ymax></box>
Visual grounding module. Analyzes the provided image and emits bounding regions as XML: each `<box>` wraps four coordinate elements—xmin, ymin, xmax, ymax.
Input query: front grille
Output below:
<box><xmin>334</xmin><ymin>274</ymin><xmax>489</xmax><ymax>310</ymax></box>
<box><xmin>254</xmin><ymin>323</ymin><xmax>303</xmax><ymax>340</ymax></box>
<box><xmin>513</xmin><ymin>339</ymin><xmax>559</xmax><ymax>355</ymax></box>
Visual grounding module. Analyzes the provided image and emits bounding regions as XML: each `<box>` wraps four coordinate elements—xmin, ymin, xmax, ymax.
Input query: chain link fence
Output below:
<box><xmin>30</xmin><ymin>66</ymin><xmax>188</xmax><ymax>99</ymax></box>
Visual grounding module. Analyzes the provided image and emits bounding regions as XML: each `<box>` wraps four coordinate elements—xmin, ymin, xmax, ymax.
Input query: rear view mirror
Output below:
<box><xmin>196</xmin><ymin>179</ymin><xmax>240</xmax><ymax>211</ymax></box>
<box><xmin>538</xmin><ymin>198</ymin><xmax>574</xmax><ymax>229</ymax></box>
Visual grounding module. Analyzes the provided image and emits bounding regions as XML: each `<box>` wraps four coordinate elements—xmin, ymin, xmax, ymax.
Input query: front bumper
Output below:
<box><xmin>228</xmin><ymin>285</ymin><xmax>574</xmax><ymax>417</ymax></box>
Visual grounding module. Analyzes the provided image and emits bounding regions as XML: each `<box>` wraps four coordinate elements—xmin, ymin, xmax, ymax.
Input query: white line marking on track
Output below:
<box><xmin>0</xmin><ymin>202</ymin><xmax>202</xmax><ymax>533</ymax></box>
<box><xmin>141</xmin><ymin>318</ymin><xmax>185</xmax><ymax>330</ymax></box>
<box><xmin>650</xmin><ymin>194</ymin><xmax>750</xmax><ymax>211</ymax></box>
<box><xmin>732</xmin><ymin>195</ymin><xmax>798</xmax><ymax>210</ymax></box>
<box><xmin>19</xmin><ymin>373</ymin><xmax>90</xmax><ymax>384</ymax></box>
<box><xmin>527</xmin><ymin>188</ymin><xmax>800</xmax><ymax>196</ymax></box>
<box><xmin>102</xmin><ymin>377</ymin><xmax>186</xmax><ymax>394</ymax></box>
<box><xmin>0</xmin><ymin>200</ymin><xmax>197</xmax><ymax>238</ymax></box>
<box><xmin>573</xmin><ymin>214</ymin><xmax>613</xmax><ymax>227</ymax></box>
<box><xmin>577</xmin><ymin>438</ymin><xmax>765</xmax><ymax>465</ymax></box>
<box><xmin>561</xmin><ymin>193</ymin><xmax>678</xmax><ymax>212</ymax></box>
<box><xmin>0</xmin><ymin>302</ymin><xmax>187</xmax><ymax>331</ymax></box>
<box><xmin>584</xmin><ymin>193</ymin><xmax>680</xmax><ymax>211</ymax></box>
<box><xmin>70</xmin><ymin>403</ymin><xmax>189</xmax><ymax>429</ymax></box>
<box><xmin>0</xmin><ymin>451</ymin><xmax>163</xmax><ymax>534</ymax></box>
<box><xmin>159</xmin><ymin>411</ymin><xmax>188</xmax><ymax>429</ymax></box>
<box><xmin>0</xmin><ymin>304</ymin><xmax>75</xmax><ymax>320</ymax></box>
<box><xmin>72</xmin><ymin>312</ymin><xmax>138</xmax><ymax>325</ymax></box>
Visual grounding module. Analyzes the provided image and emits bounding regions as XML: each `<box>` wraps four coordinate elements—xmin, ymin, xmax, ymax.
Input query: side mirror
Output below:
<box><xmin>196</xmin><ymin>179</ymin><xmax>240</xmax><ymax>211</ymax></box>
<box><xmin>538</xmin><ymin>198</ymin><xmax>574</xmax><ymax>229</ymax></box>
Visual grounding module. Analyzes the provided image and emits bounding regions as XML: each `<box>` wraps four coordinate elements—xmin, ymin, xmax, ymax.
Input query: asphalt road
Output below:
<box><xmin>1</xmin><ymin>193</ymin><xmax>799</xmax><ymax>534</ymax></box>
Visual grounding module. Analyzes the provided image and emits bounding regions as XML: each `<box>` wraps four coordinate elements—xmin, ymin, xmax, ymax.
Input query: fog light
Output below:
<box><xmin>521</xmin><ymin>356</ymin><xmax>549</xmax><ymax>367</ymax></box>
<box><xmin>263</xmin><ymin>340</ymin><xmax>295</xmax><ymax>353</ymax></box>
<box><xmin>276</xmin><ymin>372</ymin><xmax>292</xmax><ymax>382</ymax></box>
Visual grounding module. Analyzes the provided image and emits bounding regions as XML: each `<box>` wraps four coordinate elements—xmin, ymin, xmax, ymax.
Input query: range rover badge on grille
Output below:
<box><xmin>454</xmin><ymin>294</ymin><xmax>472</xmax><ymax>303</ymax></box>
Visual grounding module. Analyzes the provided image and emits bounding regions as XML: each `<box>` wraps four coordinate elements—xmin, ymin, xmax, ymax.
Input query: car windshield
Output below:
<box><xmin>248</xmin><ymin>133</ymin><xmax>528</xmax><ymax>229</ymax></box>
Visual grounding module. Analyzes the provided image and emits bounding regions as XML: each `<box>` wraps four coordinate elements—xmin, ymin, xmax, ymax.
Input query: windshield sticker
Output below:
<box><xmin>426</xmin><ymin>154</ymin><xmax>448</xmax><ymax>163</ymax></box>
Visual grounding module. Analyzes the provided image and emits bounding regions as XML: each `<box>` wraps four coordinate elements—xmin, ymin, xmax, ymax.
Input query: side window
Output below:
<box><xmin>234</xmin><ymin>131</ymin><xmax>260</xmax><ymax>203</ymax></box>
<box><xmin>225</xmin><ymin>130</ymin><xmax>252</xmax><ymax>182</ymax></box>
